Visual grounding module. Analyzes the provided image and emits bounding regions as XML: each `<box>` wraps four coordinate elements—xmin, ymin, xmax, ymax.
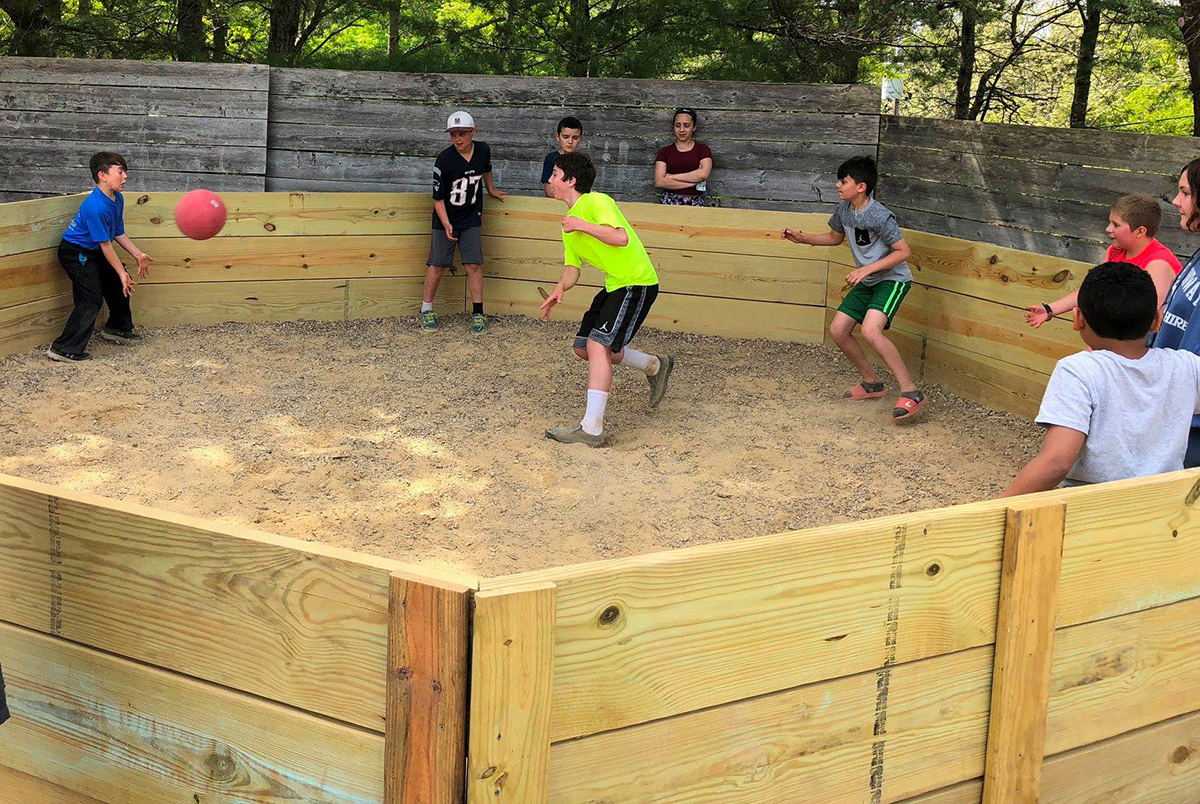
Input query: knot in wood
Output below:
<box><xmin>150</xmin><ymin>217</ymin><xmax>162</xmax><ymax>225</ymax></box>
<box><xmin>925</xmin><ymin>562</ymin><xmax>941</xmax><ymax>577</ymax></box>
<box><xmin>394</xmin><ymin>666</ymin><xmax>414</xmax><ymax>681</ymax></box>
<box><xmin>1052</xmin><ymin>269</ymin><xmax>1072</xmax><ymax>284</ymax></box>
<box><xmin>137</xmin><ymin>195</ymin><xmax>150</xmax><ymax>204</ymax></box>
<box><xmin>204</xmin><ymin>752</ymin><xmax>237</xmax><ymax>782</ymax></box>
<box><xmin>1187</xmin><ymin>478</ymin><xmax>1200</xmax><ymax>507</ymax></box>
<box><xmin>263</xmin><ymin>223</ymin><xmax>277</xmax><ymax>232</ymax></box>
<box><xmin>477</xmin><ymin>766</ymin><xmax>496</xmax><ymax>780</ymax></box>
<box><xmin>1171</xmin><ymin>744</ymin><xmax>1193</xmax><ymax>764</ymax></box>
<box><xmin>598</xmin><ymin>605</ymin><xmax>622</xmax><ymax>627</ymax></box>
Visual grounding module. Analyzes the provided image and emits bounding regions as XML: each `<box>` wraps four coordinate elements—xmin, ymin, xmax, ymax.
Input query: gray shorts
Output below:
<box><xmin>428</xmin><ymin>226</ymin><xmax>483</xmax><ymax>268</ymax></box>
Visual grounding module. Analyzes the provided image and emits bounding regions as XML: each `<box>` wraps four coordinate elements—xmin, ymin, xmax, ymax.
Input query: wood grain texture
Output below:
<box><xmin>0</xmin><ymin>472</ymin><xmax>477</xmax><ymax>731</ymax></box>
<box><xmin>131</xmin><ymin>278</ymin><xmax>349</xmax><ymax>325</ymax></box>
<box><xmin>0</xmin><ymin>764</ymin><xmax>109</xmax><ymax>804</ymax></box>
<box><xmin>0</xmin><ymin>293</ymin><xmax>72</xmax><ymax>357</ymax></box>
<box><xmin>0</xmin><ymin>193</ymin><xmax>87</xmax><ymax>254</ymax></box>
<box><xmin>385</xmin><ymin>572</ymin><xmax>471</xmax><ymax>804</ymax></box>
<box><xmin>2</xmin><ymin>56</ymin><xmax>270</xmax><ymax>91</ymax></box>
<box><xmin>0</xmin><ymin>622</ymin><xmax>386</xmax><ymax>804</ymax></box>
<box><xmin>0</xmin><ymin>247</ymin><xmax>69</xmax><ymax>306</ymax></box>
<box><xmin>544</xmin><ymin>593</ymin><xmax>1200</xmax><ymax>803</ymax></box>
<box><xmin>982</xmin><ymin>502</ymin><xmax>1066</xmax><ymax>804</ymax></box>
<box><xmin>467</xmin><ymin>583</ymin><xmax>557</xmax><ymax>804</ymax></box>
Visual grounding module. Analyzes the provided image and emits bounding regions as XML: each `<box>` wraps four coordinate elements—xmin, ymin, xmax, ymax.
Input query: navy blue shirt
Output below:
<box><xmin>61</xmin><ymin>187</ymin><xmax>125</xmax><ymax>251</ymax></box>
<box><xmin>540</xmin><ymin>151</ymin><xmax>559</xmax><ymax>184</ymax></box>
<box><xmin>431</xmin><ymin>142</ymin><xmax>492</xmax><ymax>232</ymax></box>
<box><xmin>1151</xmin><ymin>246</ymin><xmax>1200</xmax><ymax>425</ymax></box>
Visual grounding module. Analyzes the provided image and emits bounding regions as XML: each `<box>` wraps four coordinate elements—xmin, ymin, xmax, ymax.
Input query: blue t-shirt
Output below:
<box><xmin>540</xmin><ymin>151</ymin><xmax>559</xmax><ymax>184</ymax></box>
<box><xmin>61</xmin><ymin>187</ymin><xmax>125</xmax><ymax>250</ymax></box>
<box><xmin>1151</xmin><ymin>246</ymin><xmax>1200</xmax><ymax>425</ymax></box>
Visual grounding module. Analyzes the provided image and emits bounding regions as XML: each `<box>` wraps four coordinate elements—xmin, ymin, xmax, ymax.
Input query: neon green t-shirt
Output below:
<box><xmin>563</xmin><ymin>192</ymin><xmax>659</xmax><ymax>292</ymax></box>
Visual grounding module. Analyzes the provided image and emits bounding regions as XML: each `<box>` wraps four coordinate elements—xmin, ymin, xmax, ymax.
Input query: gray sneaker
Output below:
<box><xmin>100</xmin><ymin>327</ymin><xmax>141</xmax><ymax>344</ymax></box>
<box><xmin>47</xmin><ymin>347</ymin><xmax>91</xmax><ymax>363</ymax></box>
<box><xmin>419</xmin><ymin>310</ymin><xmax>439</xmax><ymax>332</ymax></box>
<box><xmin>647</xmin><ymin>354</ymin><xmax>675</xmax><ymax>407</ymax></box>
<box><xmin>545</xmin><ymin>424</ymin><xmax>604</xmax><ymax>448</ymax></box>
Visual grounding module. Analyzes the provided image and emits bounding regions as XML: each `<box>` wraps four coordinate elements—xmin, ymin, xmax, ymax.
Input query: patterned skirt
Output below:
<box><xmin>660</xmin><ymin>192</ymin><xmax>706</xmax><ymax>206</ymax></box>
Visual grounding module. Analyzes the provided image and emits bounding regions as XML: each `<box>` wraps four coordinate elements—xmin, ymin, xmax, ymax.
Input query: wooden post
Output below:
<box><xmin>982</xmin><ymin>501</ymin><xmax>1067</xmax><ymax>804</ymax></box>
<box><xmin>385</xmin><ymin>571</ymin><xmax>472</xmax><ymax>804</ymax></box>
<box><xmin>466</xmin><ymin>583</ymin><xmax>556</xmax><ymax>804</ymax></box>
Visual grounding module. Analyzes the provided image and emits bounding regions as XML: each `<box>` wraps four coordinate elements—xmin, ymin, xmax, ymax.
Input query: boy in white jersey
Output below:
<box><xmin>539</xmin><ymin>152</ymin><xmax>675</xmax><ymax>447</ymax></box>
<box><xmin>1002</xmin><ymin>261</ymin><xmax>1200</xmax><ymax>496</ymax></box>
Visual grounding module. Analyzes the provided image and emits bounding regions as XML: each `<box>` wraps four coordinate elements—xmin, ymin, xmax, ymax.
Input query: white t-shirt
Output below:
<box><xmin>1036</xmin><ymin>348</ymin><xmax>1200</xmax><ymax>485</ymax></box>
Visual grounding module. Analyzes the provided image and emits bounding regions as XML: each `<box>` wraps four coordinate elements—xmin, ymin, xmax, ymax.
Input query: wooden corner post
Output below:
<box><xmin>385</xmin><ymin>571</ymin><xmax>472</xmax><ymax>804</ymax></box>
<box><xmin>466</xmin><ymin>583</ymin><xmax>557</xmax><ymax>804</ymax></box>
<box><xmin>982</xmin><ymin>500</ymin><xmax>1067</xmax><ymax>804</ymax></box>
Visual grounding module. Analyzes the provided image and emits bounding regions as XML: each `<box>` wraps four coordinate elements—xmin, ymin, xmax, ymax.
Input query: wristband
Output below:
<box><xmin>1041</xmin><ymin>303</ymin><xmax>1053</xmax><ymax>318</ymax></box>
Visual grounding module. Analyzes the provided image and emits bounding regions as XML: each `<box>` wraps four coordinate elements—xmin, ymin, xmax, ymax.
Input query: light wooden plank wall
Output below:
<box><xmin>0</xmin><ymin>57</ymin><xmax>269</xmax><ymax>201</ymax></box>
<box><xmin>475</xmin><ymin>469</ymin><xmax>1200</xmax><ymax>802</ymax></box>
<box><xmin>877</xmin><ymin>115</ymin><xmax>1197</xmax><ymax>263</ymax></box>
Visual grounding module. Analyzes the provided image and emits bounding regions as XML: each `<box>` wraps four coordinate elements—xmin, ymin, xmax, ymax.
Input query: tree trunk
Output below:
<box><xmin>387</xmin><ymin>3</ymin><xmax>399</xmax><ymax>64</ymax></box>
<box><xmin>1181</xmin><ymin>1</ymin><xmax>1200</xmax><ymax>135</ymax></box>
<box><xmin>176</xmin><ymin>0</ymin><xmax>206</xmax><ymax>61</ymax></box>
<box><xmin>1069</xmin><ymin>0</ymin><xmax>1102</xmax><ymax>128</ymax></box>
<box><xmin>565</xmin><ymin>0</ymin><xmax>589</xmax><ymax>76</ymax></box>
<box><xmin>955</xmin><ymin>0</ymin><xmax>977</xmax><ymax>119</ymax></box>
<box><xmin>268</xmin><ymin>0</ymin><xmax>303</xmax><ymax>65</ymax></box>
<box><xmin>212</xmin><ymin>8</ymin><xmax>228</xmax><ymax>61</ymax></box>
<box><xmin>830</xmin><ymin>0</ymin><xmax>861</xmax><ymax>83</ymax></box>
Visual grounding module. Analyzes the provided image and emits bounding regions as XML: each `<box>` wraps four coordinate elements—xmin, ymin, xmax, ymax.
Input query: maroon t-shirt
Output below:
<box><xmin>655</xmin><ymin>142</ymin><xmax>713</xmax><ymax>196</ymax></box>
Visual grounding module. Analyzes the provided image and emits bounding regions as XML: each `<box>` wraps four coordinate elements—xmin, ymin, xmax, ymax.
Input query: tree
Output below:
<box><xmin>1181</xmin><ymin>0</ymin><xmax>1200</xmax><ymax>134</ymax></box>
<box><xmin>1</xmin><ymin>0</ymin><xmax>60</xmax><ymax>55</ymax></box>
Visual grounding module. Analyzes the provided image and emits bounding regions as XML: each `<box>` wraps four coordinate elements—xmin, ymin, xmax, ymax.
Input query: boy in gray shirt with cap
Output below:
<box><xmin>1002</xmin><ymin>261</ymin><xmax>1200</xmax><ymax>496</ymax></box>
<box><xmin>784</xmin><ymin>155</ymin><xmax>925</xmax><ymax>421</ymax></box>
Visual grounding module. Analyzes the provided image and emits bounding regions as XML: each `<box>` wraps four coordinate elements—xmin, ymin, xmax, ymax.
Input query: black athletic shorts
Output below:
<box><xmin>574</xmin><ymin>284</ymin><xmax>659</xmax><ymax>352</ymax></box>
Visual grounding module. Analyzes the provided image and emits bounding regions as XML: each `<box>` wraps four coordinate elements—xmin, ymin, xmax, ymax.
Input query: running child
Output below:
<box><xmin>422</xmin><ymin>110</ymin><xmax>506</xmax><ymax>334</ymax></box>
<box><xmin>542</xmin><ymin>116</ymin><xmax>583</xmax><ymax>198</ymax></box>
<box><xmin>49</xmin><ymin>151</ymin><xmax>152</xmax><ymax>363</ymax></box>
<box><xmin>539</xmin><ymin>152</ymin><xmax>674</xmax><ymax>447</ymax></box>
<box><xmin>1025</xmin><ymin>194</ymin><xmax>1182</xmax><ymax>328</ymax></box>
<box><xmin>783</xmin><ymin>155</ymin><xmax>925</xmax><ymax>421</ymax></box>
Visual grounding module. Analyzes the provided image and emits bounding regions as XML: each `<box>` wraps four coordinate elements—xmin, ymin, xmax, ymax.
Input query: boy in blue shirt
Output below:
<box><xmin>50</xmin><ymin>152</ymin><xmax>152</xmax><ymax>362</ymax></box>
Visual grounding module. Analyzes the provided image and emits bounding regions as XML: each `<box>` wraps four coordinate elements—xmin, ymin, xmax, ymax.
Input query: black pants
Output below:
<box><xmin>0</xmin><ymin>662</ymin><xmax>9</xmax><ymax>726</ymax></box>
<box><xmin>52</xmin><ymin>241</ymin><xmax>134</xmax><ymax>355</ymax></box>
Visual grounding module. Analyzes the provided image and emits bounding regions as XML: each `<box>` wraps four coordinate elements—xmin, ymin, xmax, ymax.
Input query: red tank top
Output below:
<box><xmin>1106</xmin><ymin>239</ymin><xmax>1184</xmax><ymax>275</ymax></box>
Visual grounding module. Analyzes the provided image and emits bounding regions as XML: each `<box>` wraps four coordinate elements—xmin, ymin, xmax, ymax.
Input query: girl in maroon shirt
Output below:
<box><xmin>654</xmin><ymin>108</ymin><xmax>713</xmax><ymax>206</ymax></box>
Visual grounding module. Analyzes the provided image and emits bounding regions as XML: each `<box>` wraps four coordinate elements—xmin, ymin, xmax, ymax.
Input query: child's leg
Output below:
<box><xmin>829</xmin><ymin>310</ymin><xmax>881</xmax><ymax>384</ymax></box>
<box><xmin>860</xmin><ymin>310</ymin><xmax>917</xmax><ymax>392</ymax></box>
<box><xmin>97</xmin><ymin>262</ymin><xmax>133</xmax><ymax>334</ymax></box>
<box><xmin>463</xmin><ymin>264</ymin><xmax>483</xmax><ymax>305</ymax></box>
<box><xmin>460</xmin><ymin>229</ymin><xmax>485</xmax><ymax>311</ymax></box>
<box><xmin>424</xmin><ymin>228</ymin><xmax>455</xmax><ymax>307</ymax></box>
<box><xmin>422</xmin><ymin>264</ymin><xmax>447</xmax><ymax>304</ymax></box>
<box><xmin>51</xmin><ymin>245</ymin><xmax>105</xmax><ymax>356</ymax></box>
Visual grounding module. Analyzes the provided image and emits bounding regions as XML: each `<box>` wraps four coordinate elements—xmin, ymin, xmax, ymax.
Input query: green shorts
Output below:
<box><xmin>837</xmin><ymin>280</ymin><xmax>911</xmax><ymax>330</ymax></box>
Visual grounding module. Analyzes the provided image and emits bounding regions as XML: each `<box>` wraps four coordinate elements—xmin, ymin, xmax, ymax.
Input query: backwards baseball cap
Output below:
<box><xmin>446</xmin><ymin>111</ymin><xmax>475</xmax><ymax>131</ymax></box>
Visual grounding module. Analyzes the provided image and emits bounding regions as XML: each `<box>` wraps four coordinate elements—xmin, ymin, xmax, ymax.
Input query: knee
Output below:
<box><xmin>428</xmin><ymin>265</ymin><xmax>447</xmax><ymax>276</ymax></box>
<box><xmin>463</xmin><ymin>263</ymin><xmax>482</xmax><ymax>274</ymax></box>
<box><xmin>860</xmin><ymin>322</ymin><xmax>886</xmax><ymax>343</ymax></box>
<box><xmin>829</xmin><ymin>320</ymin><xmax>853</xmax><ymax>342</ymax></box>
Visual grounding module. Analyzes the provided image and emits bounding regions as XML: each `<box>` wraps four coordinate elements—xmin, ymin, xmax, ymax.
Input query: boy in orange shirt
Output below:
<box><xmin>1026</xmin><ymin>194</ymin><xmax>1181</xmax><ymax>328</ymax></box>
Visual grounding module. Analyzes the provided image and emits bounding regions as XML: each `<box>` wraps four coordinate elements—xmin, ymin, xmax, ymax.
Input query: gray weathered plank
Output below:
<box><xmin>888</xmin><ymin>207</ymin><xmax>1110</xmax><ymax>263</ymax></box>
<box><xmin>1</xmin><ymin>109</ymin><xmax>268</xmax><ymax>146</ymax></box>
<box><xmin>0</xmin><ymin>56</ymin><xmax>270</xmax><ymax>92</ymax></box>
<box><xmin>0</xmin><ymin>83</ymin><xmax>268</xmax><ymax>120</ymax></box>
<box><xmin>0</xmin><ymin>138</ymin><xmax>266</xmax><ymax>175</ymax></box>
<box><xmin>270</xmin><ymin>67</ymin><xmax>880</xmax><ymax>113</ymax></box>
<box><xmin>8</xmin><ymin>167</ymin><xmax>266</xmax><ymax>194</ymax></box>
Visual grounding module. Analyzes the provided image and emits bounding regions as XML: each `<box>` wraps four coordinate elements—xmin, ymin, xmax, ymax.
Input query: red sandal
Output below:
<box><xmin>844</xmin><ymin>382</ymin><xmax>888</xmax><ymax>400</ymax></box>
<box><xmin>892</xmin><ymin>393</ymin><xmax>928</xmax><ymax>422</ymax></box>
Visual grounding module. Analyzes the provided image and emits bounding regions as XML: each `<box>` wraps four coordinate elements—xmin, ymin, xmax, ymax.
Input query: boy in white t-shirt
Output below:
<box><xmin>1002</xmin><ymin>260</ymin><xmax>1200</xmax><ymax>496</ymax></box>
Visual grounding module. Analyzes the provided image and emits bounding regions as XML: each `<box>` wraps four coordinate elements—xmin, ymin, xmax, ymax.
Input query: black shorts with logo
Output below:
<box><xmin>574</xmin><ymin>284</ymin><xmax>659</xmax><ymax>352</ymax></box>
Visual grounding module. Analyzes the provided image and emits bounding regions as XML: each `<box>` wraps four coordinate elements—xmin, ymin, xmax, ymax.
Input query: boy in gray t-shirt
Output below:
<box><xmin>784</xmin><ymin>156</ymin><xmax>925</xmax><ymax>421</ymax></box>
<box><xmin>1002</xmin><ymin>261</ymin><xmax>1200</xmax><ymax>496</ymax></box>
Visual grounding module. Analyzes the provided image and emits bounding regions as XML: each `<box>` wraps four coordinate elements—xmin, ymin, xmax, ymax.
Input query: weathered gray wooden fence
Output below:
<box><xmin>877</xmin><ymin>115</ymin><xmax>1198</xmax><ymax>262</ymax></box>
<box><xmin>0</xmin><ymin>59</ymin><xmax>269</xmax><ymax>202</ymax></box>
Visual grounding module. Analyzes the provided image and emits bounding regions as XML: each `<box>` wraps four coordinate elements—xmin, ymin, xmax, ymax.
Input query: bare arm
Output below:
<box><xmin>484</xmin><ymin>171</ymin><xmax>506</xmax><ymax>201</ymax></box>
<box><xmin>670</xmin><ymin>158</ymin><xmax>713</xmax><ymax>183</ymax></box>
<box><xmin>655</xmin><ymin>161</ymin><xmax>695</xmax><ymax>191</ymax></box>
<box><xmin>783</xmin><ymin>227</ymin><xmax>846</xmax><ymax>247</ymax></box>
<box><xmin>1146</xmin><ymin>260</ymin><xmax>1176</xmax><ymax>307</ymax></box>
<box><xmin>540</xmin><ymin>265</ymin><xmax>582</xmax><ymax>317</ymax></box>
<box><xmin>115</xmin><ymin>233</ymin><xmax>151</xmax><ymax>278</ymax></box>
<box><xmin>433</xmin><ymin>199</ymin><xmax>454</xmax><ymax>238</ymax></box>
<box><xmin>563</xmin><ymin>216</ymin><xmax>629</xmax><ymax>247</ymax></box>
<box><xmin>99</xmin><ymin>241</ymin><xmax>135</xmax><ymax>296</ymax></box>
<box><xmin>999</xmin><ymin>425</ymin><xmax>1085</xmax><ymax>497</ymax></box>
<box><xmin>853</xmin><ymin>237</ymin><xmax>912</xmax><ymax>278</ymax></box>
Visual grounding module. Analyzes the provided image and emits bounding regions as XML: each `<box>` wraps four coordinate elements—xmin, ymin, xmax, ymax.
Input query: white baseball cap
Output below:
<box><xmin>446</xmin><ymin>111</ymin><xmax>475</xmax><ymax>131</ymax></box>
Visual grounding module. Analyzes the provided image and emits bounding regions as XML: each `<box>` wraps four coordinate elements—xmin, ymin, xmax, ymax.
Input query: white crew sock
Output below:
<box><xmin>580</xmin><ymin>390</ymin><xmax>609</xmax><ymax>435</ymax></box>
<box><xmin>421</xmin><ymin>302</ymin><xmax>434</xmax><ymax>313</ymax></box>
<box><xmin>621</xmin><ymin>347</ymin><xmax>658</xmax><ymax>375</ymax></box>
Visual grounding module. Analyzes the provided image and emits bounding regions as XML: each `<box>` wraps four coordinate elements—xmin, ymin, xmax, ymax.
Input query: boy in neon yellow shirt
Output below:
<box><xmin>540</xmin><ymin>152</ymin><xmax>675</xmax><ymax>447</ymax></box>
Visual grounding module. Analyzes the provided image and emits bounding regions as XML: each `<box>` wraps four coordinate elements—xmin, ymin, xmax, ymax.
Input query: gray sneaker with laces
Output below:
<box><xmin>419</xmin><ymin>310</ymin><xmax>439</xmax><ymax>332</ymax></box>
<box><xmin>647</xmin><ymin>354</ymin><xmax>675</xmax><ymax>407</ymax></box>
<box><xmin>545</xmin><ymin>424</ymin><xmax>604</xmax><ymax>448</ymax></box>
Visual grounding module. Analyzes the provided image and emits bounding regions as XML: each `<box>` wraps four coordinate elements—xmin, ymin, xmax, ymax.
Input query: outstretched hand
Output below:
<box><xmin>540</xmin><ymin>286</ymin><xmax>564</xmax><ymax>318</ymax></box>
<box><xmin>136</xmin><ymin>252</ymin><xmax>152</xmax><ymax>279</ymax></box>
<box><xmin>781</xmin><ymin>227</ymin><xmax>804</xmax><ymax>244</ymax></box>
<box><xmin>1024</xmin><ymin>305</ymin><xmax>1051</xmax><ymax>328</ymax></box>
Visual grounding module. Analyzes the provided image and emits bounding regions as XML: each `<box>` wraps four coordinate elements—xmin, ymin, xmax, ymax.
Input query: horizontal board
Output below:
<box><xmin>131</xmin><ymin>278</ymin><xmax>349</xmax><ymax>325</ymax></box>
<box><xmin>0</xmin><ymin>764</ymin><xmax>107</xmax><ymax>804</ymax></box>
<box><xmin>0</xmin><ymin>82</ymin><xmax>269</xmax><ymax>121</ymax></box>
<box><xmin>127</xmin><ymin>234</ymin><xmax>431</xmax><ymax>283</ymax></box>
<box><xmin>348</xmin><ymin>275</ymin><xmax>465</xmax><ymax>319</ymax></box>
<box><xmin>1</xmin><ymin>109</ymin><xmax>268</xmax><ymax>147</ymax></box>
<box><xmin>483</xmin><ymin>235</ymin><xmax>826</xmax><ymax>305</ymax></box>
<box><xmin>882</xmin><ymin>206</ymin><xmax>1109</xmax><ymax>264</ymax></box>
<box><xmin>546</xmin><ymin>593</ymin><xmax>1200</xmax><ymax>803</ymax></box>
<box><xmin>271</xmin><ymin>67</ymin><xmax>881</xmax><ymax>114</ymax></box>
<box><xmin>0</xmin><ymin>293</ymin><xmax>71</xmax><ymax>357</ymax></box>
<box><xmin>0</xmin><ymin>622</ymin><xmax>385</xmax><ymax>804</ymax></box>
<box><xmin>0</xmin><ymin>247</ymin><xmax>68</xmax><ymax>307</ymax></box>
<box><xmin>486</xmin><ymin>469</ymin><xmax>1200</xmax><ymax>741</ymax></box>
<box><xmin>0</xmin><ymin>137</ymin><xmax>267</xmax><ymax>176</ymax></box>
<box><xmin>0</xmin><ymin>192</ymin><xmax>87</xmax><ymax>253</ymax></box>
<box><xmin>0</xmin><ymin>56</ymin><xmax>270</xmax><ymax>92</ymax></box>
<box><xmin>9</xmin><ymin>166</ymin><xmax>266</xmax><ymax>195</ymax></box>
<box><xmin>268</xmin><ymin>102</ymin><xmax>881</xmax><ymax>145</ymax></box>
<box><xmin>0</xmin><ymin>472</ymin><xmax>456</xmax><ymax>730</ymax></box>
<box><xmin>486</xmin><ymin>276</ymin><xmax>826</xmax><ymax>343</ymax></box>
<box><xmin>906</xmin><ymin>709</ymin><xmax>1200</xmax><ymax>804</ymax></box>
<box><xmin>881</xmin><ymin>115</ymin><xmax>1197</xmax><ymax>175</ymax></box>
<box><xmin>922</xmin><ymin>339</ymin><xmax>1048</xmax><ymax>419</ymax></box>
<box><xmin>121</xmin><ymin>191</ymin><xmax>432</xmax><ymax>239</ymax></box>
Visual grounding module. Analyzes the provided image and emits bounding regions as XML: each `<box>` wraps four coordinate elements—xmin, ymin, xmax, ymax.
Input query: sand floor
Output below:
<box><xmin>0</xmin><ymin>315</ymin><xmax>1041</xmax><ymax>576</ymax></box>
